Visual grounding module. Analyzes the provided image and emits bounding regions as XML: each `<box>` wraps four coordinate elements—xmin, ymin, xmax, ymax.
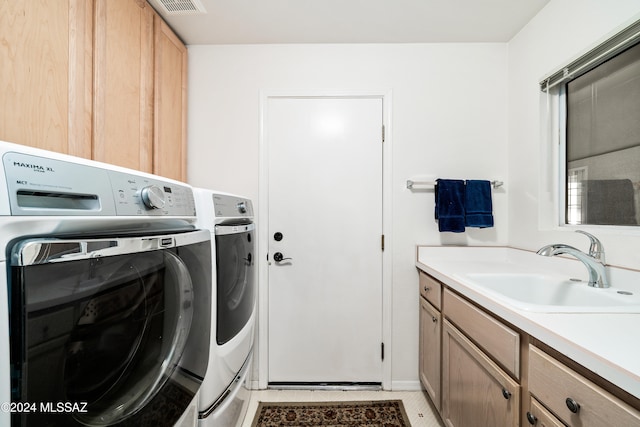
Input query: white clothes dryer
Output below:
<box><xmin>193</xmin><ymin>189</ymin><xmax>255</xmax><ymax>427</ymax></box>
<box><xmin>0</xmin><ymin>141</ymin><xmax>211</xmax><ymax>427</ymax></box>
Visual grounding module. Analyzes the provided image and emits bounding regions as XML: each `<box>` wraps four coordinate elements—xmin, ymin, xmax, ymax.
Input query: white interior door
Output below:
<box><xmin>267</xmin><ymin>96</ymin><xmax>383</xmax><ymax>384</ymax></box>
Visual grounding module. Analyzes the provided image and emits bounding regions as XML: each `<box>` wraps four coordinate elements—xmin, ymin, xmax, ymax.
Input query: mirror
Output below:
<box><xmin>564</xmin><ymin>40</ymin><xmax>640</xmax><ymax>225</ymax></box>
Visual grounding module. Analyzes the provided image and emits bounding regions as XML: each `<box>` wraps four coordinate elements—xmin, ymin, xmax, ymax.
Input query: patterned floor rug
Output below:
<box><xmin>250</xmin><ymin>400</ymin><xmax>412</xmax><ymax>427</ymax></box>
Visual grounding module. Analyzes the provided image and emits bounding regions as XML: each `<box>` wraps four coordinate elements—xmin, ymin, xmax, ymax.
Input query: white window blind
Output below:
<box><xmin>540</xmin><ymin>18</ymin><xmax>640</xmax><ymax>91</ymax></box>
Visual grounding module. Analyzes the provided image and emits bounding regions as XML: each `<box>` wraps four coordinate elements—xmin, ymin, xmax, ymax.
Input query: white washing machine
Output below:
<box><xmin>0</xmin><ymin>141</ymin><xmax>211</xmax><ymax>426</ymax></box>
<box><xmin>193</xmin><ymin>188</ymin><xmax>255</xmax><ymax>427</ymax></box>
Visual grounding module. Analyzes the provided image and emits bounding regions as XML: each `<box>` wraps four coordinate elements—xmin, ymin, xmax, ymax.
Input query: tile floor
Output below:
<box><xmin>241</xmin><ymin>389</ymin><xmax>444</xmax><ymax>427</ymax></box>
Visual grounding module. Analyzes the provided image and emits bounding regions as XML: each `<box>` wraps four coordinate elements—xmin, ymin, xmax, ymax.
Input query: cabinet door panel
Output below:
<box><xmin>153</xmin><ymin>16</ymin><xmax>187</xmax><ymax>181</ymax></box>
<box><xmin>420</xmin><ymin>297</ymin><xmax>441</xmax><ymax>411</ymax></box>
<box><xmin>443</xmin><ymin>320</ymin><xmax>520</xmax><ymax>427</ymax></box>
<box><xmin>93</xmin><ymin>0</ymin><xmax>153</xmax><ymax>172</ymax></box>
<box><xmin>0</xmin><ymin>0</ymin><xmax>92</xmax><ymax>157</ymax></box>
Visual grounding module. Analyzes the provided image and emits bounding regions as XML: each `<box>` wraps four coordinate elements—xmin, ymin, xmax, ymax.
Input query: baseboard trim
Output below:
<box><xmin>248</xmin><ymin>379</ymin><xmax>423</xmax><ymax>392</ymax></box>
<box><xmin>268</xmin><ymin>382</ymin><xmax>382</xmax><ymax>391</ymax></box>
<box><xmin>390</xmin><ymin>380</ymin><xmax>423</xmax><ymax>391</ymax></box>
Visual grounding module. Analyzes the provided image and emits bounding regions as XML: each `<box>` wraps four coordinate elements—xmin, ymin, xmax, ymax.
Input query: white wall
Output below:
<box><xmin>187</xmin><ymin>0</ymin><xmax>640</xmax><ymax>392</ymax></box>
<box><xmin>507</xmin><ymin>0</ymin><xmax>640</xmax><ymax>268</ymax></box>
<box><xmin>187</xmin><ymin>43</ymin><xmax>508</xmax><ymax>387</ymax></box>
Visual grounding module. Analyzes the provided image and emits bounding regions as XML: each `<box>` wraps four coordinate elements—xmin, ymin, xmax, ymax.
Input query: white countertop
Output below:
<box><xmin>415</xmin><ymin>245</ymin><xmax>640</xmax><ymax>400</ymax></box>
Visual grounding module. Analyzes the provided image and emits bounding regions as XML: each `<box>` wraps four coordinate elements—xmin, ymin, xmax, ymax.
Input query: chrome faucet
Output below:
<box><xmin>536</xmin><ymin>230</ymin><xmax>609</xmax><ymax>288</ymax></box>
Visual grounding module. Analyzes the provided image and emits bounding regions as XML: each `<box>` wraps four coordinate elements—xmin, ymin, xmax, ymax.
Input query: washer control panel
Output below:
<box><xmin>2</xmin><ymin>151</ymin><xmax>196</xmax><ymax>217</ymax></box>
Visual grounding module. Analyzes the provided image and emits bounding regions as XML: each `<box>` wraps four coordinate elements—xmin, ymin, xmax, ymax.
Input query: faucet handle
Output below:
<box><xmin>575</xmin><ymin>230</ymin><xmax>605</xmax><ymax>263</ymax></box>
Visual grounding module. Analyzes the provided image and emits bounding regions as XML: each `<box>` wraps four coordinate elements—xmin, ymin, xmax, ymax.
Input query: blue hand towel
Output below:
<box><xmin>435</xmin><ymin>179</ymin><xmax>465</xmax><ymax>233</ymax></box>
<box><xmin>465</xmin><ymin>180</ymin><xmax>494</xmax><ymax>228</ymax></box>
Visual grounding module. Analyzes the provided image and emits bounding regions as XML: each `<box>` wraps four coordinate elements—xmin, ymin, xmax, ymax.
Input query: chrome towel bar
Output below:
<box><xmin>406</xmin><ymin>179</ymin><xmax>504</xmax><ymax>190</ymax></box>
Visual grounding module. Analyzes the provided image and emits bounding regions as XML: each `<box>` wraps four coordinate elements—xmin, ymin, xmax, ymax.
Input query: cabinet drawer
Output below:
<box><xmin>444</xmin><ymin>289</ymin><xmax>520</xmax><ymax>378</ymax></box>
<box><xmin>529</xmin><ymin>345</ymin><xmax>640</xmax><ymax>427</ymax></box>
<box><xmin>419</xmin><ymin>271</ymin><xmax>442</xmax><ymax>310</ymax></box>
<box><xmin>527</xmin><ymin>397</ymin><xmax>564</xmax><ymax>427</ymax></box>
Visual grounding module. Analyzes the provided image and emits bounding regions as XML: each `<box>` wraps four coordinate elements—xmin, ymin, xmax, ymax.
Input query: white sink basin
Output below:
<box><xmin>457</xmin><ymin>273</ymin><xmax>640</xmax><ymax>313</ymax></box>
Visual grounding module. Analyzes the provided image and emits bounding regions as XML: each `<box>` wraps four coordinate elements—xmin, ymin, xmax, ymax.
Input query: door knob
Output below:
<box><xmin>273</xmin><ymin>252</ymin><xmax>292</xmax><ymax>262</ymax></box>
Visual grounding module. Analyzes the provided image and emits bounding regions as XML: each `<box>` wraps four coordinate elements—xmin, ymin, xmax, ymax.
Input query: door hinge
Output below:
<box><xmin>381</xmin><ymin>342</ymin><xmax>385</xmax><ymax>361</ymax></box>
<box><xmin>381</xmin><ymin>234</ymin><xmax>385</xmax><ymax>251</ymax></box>
<box><xmin>381</xmin><ymin>125</ymin><xmax>385</xmax><ymax>143</ymax></box>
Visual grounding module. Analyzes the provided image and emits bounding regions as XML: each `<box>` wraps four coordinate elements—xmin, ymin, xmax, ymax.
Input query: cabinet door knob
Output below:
<box><xmin>432</xmin><ymin>316</ymin><xmax>438</xmax><ymax>323</ymax></box>
<box><xmin>501</xmin><ymin>388</ymin><xmax>511</xmax><ymax>399</ymax></box>
<box><xmin>565</xmin><ymin>397</ymin><xmax>580</xmax><ymax>413</ymax></box>
<box><xmin>526</xmin><ymin>411</ymin><xmax>537</xmax><ymax>425</ymax></box>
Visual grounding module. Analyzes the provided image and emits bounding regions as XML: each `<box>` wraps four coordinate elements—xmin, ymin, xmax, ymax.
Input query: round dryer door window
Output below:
<box><xmin>64</xmin><ymin>251</ymin><xmax>193</xmax><ymax>425</ymax></box>
<box><xmin>8</xmin><ymin>233</ymin><xmax>210</xmax><ymax>427</ymax></box>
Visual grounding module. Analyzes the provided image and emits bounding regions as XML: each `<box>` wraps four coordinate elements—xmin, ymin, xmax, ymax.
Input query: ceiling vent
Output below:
<box><xmin>152</xmin><ymin>0</ymin><xmax>206</xmax><ymax>15</ymax></box>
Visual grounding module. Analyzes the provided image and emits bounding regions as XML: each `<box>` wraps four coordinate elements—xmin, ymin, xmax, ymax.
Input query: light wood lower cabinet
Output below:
<box><xmin>442</xmin><ymin>319</ymin><xmax>520</xmax><ymax>427</ymax></box>
<box><xmin>419</xmin><ymin>296</ymin><xmax>441</xmax><ymax>411</ymax></box>
<box><xmin>419</xmin><ymin>272</ymin><xmax>522</xmax><ymax>425</ymax></box>
<box><xmin>418</xmin><ymin>270</ymin><xmax>640</xmax><ymax>427</ymax></box>
<box><xmin>528</xmin><ymin>345</ymin><xmax>640</xmax><ymax>427</ymax></box>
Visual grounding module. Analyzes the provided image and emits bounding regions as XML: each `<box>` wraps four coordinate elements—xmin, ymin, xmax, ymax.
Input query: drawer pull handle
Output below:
<box><xmin>432</xmin><ymin>316</ymin><xmax>438</xmax><ymax>323</ymax></box>
<box><xmin>501</xmin><ymin>388</ymin><xmax>511</xmax><ymax>400</ymax></box>
<box><xmin>526</xmin><ymin>411</ymin><xmax>537</xmax><ymax>425</ymax></box>
<box><xmin>424</xmin><ymin>286</ymin><xmax>430</xmax><ymax>292</ymax></box>
<box><xmin>565</xmin><ymin>397</ymin><xmax>580</xmax><ymax>414</ymax></box>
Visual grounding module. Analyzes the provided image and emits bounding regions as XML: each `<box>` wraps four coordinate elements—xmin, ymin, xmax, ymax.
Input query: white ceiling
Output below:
<box><xmin>152</xmin><ymin>0</ymin><xmax>550</xmax><ymax>45</ymax></box>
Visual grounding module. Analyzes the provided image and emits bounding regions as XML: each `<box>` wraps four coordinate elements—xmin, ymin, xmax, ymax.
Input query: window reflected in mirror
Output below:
<box><xmin>565</xmin><ymin>40</ymin><xmax>640</xmax><ymax>225</ymax></box>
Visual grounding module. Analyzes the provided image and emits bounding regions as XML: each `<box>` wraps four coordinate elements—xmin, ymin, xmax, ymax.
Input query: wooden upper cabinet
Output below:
<box><xmin>153</xmin><ymin>15</ymin><xmax>187</xmax><ymax>182</ymax></box>
<box><xmin>2</xmin><ymin>1</ymin><xmax>187</xmax><ymax>179</ymax></box>
<box><xmin>0</xmin><ymin>0</ymin><xmax>93</xmax><ymax>157</ymax></box>
<box><xmin>93</xmin><ymin>0</ymin><xmax>154</xmax><ymax>173</ymax></box>
<box><xmin>93</xmin><ymin>0</ymin><xmax>187</xmax><ymax>180</ymax></box>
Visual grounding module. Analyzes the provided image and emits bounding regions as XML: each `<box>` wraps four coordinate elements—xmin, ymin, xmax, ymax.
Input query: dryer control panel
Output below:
<box><xmin>1</xmin><ymin>151</ymin><xmax>196</xmax><ymax>217</ymax></box>
<box><xmin>213</xmin><ymin>193</ymin><xmax>254</xmax><ymax>225</ymax></box>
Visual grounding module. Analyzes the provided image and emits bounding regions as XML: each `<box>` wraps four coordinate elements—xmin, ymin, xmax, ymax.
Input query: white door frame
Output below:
<box><xmin>257</xmin><ymin>89</ymin><xmax>393</xmax><ymax>390</ymax></box>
